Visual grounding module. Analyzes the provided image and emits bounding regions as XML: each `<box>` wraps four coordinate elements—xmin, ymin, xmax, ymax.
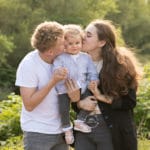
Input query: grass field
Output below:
<box><xmin>0</xmin><ymin>139</ymin><xmax>150</xmax><ymax>150</ymax></box>
<box><xmin>138</xmin><ymin>139</ymin><xmax>150</xmax><ymax>150</ymax></box>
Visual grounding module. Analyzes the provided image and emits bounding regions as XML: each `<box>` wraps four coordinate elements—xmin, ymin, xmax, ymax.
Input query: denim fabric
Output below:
<box><xmin>23</xmin><ymin>132</ymin><xmax>68</xmax><ymax>150</ymax></box>
<box><xmin>77</xmin><ymin>109</ymin><xmax>91</xmax><ymax>121</ymax></box>
<box><xmin>58</xmin><ymin>93</ymin><xmax>71</xmax><ymax>128</ymax></box>
<box><xmin>75</xmin><ymin>114</ymin><xmax>114</xmax><ymax>150</ymax></box>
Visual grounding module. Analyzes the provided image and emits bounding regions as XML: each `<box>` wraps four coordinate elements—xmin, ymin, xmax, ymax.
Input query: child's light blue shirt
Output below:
<box><xmin>53</xmin><ymin>52</ymin><xmax>98</xmax><ymax>94</ymax></box>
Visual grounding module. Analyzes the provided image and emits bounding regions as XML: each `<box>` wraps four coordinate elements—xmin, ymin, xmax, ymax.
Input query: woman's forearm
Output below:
<box><xmin>96</xmin><ymin>94</ymin><xmax>112</xmax><ymax>104</ymax></box>
<box><xmin>93</xmin><ymin>90</ymin><xmax>112</xmax><ymax>104</ymax></box>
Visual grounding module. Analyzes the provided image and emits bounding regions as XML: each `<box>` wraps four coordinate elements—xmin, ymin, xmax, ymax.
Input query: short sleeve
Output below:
<box><xmin>15</xmin><ymin>60</ymin><xmax>38</xmax><ymax>88</ymax></box>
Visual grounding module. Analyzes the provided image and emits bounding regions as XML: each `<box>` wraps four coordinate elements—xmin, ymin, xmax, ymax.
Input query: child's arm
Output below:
<box><xmin>86</xmin><ymin>54</ymin><xmax>99</xmax><ymax>81</ymax></box>
<box><xmin>53</xmin><ymin>54</ymin><xmax>69</xmax><ymax>94</ymax></box>
<box><xmin>88</xmin><ymin>81</ymin><xmax>113</xmax><ymax>104</ymax></box>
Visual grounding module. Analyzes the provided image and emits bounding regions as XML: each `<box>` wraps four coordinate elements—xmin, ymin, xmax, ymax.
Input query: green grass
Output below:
<box><xmin>0</xmin><ymin>137</ymin><xmax>150</xmax><ymax>150</ymax></box>
<box><xmin>138</xmin><ymin>139</ymin><xmax>150</xmax><ymax>150</ymax></box>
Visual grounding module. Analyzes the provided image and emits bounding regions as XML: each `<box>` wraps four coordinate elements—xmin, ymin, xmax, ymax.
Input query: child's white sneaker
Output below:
<box><xmin>65</xmin><ymin>130</ymin><xmax>74</xmax><ymax>145</ymax></box>
<box><xmin>74</xmin><ymin>120</ymin><xmax>91</xmax><ymax>133</ymax></box>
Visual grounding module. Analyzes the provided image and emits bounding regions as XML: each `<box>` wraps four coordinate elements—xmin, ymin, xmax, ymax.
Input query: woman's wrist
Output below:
<box><xmin>96</xmin><ymin>93</ymin><xmax>113</xmax><ymax>104</ymax></box>
<box><xmin>93</xmin><ymin>90</ymin><xmax>101</xmax><ymax>99</ymax></box>
<box><xmin>105</xmin><ymin>96</ymin><xmax>113</xmax><ymax>104</ymax></box>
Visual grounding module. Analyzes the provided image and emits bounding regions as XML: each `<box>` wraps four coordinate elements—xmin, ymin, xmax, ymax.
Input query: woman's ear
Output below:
<box><xmin>98</xmin><ymin>40</ymin><xmax>106</xmax><ymax>48</ymax></box>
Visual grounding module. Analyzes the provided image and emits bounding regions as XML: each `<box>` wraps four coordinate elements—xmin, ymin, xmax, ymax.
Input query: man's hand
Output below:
<box><xmin>65</xmin><ymin>79</ymin><xmax>80</xmax><ymax>102</ymax></box>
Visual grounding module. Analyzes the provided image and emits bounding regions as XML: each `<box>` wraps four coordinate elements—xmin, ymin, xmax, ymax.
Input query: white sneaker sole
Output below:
<box><xmin>74</xmin><ymin>127</ymin><xmax>91</xmax><ymax>133</ymax></box>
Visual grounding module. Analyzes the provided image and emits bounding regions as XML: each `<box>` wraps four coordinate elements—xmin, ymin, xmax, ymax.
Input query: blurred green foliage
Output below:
<box><xmin>0</xmin><ymin>93</ymin><xmax>22</xmax><ymax>142</ymax></box>
<box><xmin>0</xmin><ymin>0</ymin><xmax>150</xmax><ymax>92</ymax></box>
<box><xmin>135</xmin><ymin>63</ymin><xmax>150</xmax><ymax>139</ymax></box>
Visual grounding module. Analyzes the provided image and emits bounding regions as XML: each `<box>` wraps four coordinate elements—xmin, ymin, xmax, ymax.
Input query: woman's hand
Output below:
<box><xmin>65</xmin><ymin>79</ymin><xmax>80</xmax><ymax>102</ymax></box>
<box><xmin>78</xmin><ymin>96</ymin><xmax>97</xmax><ymax>111</ymax></box>
<box><xmin>88</xmin><ymin>81</ymin><xmax>112</xmax><ymax>104</ymax></box>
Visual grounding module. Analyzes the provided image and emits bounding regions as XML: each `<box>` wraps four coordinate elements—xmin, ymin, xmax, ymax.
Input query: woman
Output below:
<box><xmin>66</xmin><ymin>20</ymin><xmax>115</xmax><ymax>150</ymax></box>
<box><xmin>66</xmin><ymin>19</ymin><xmax>141</xmax><ymax>150</ymax></box>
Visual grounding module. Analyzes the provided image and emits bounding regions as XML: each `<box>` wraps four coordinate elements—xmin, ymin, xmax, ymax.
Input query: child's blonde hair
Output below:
<box><xmin>64</xmin><ymin>24</ymin><xmax>84</xmax><ymax>40</ymax></box>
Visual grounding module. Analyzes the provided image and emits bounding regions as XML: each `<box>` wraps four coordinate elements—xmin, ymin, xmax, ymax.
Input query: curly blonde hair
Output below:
<box><xmin>31</xmin><ymin>21</ymin><xmax>64</xmax><ymax>52</ymax></box>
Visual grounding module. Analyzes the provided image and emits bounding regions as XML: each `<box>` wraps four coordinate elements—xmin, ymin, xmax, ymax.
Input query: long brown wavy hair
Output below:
<box><xmin>91</xmin><ymin>20</ymin><xmax>142</xmax><ymax>98</ymax></box>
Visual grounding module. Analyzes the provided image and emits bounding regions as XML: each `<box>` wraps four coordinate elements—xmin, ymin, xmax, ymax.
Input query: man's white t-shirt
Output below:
<box><xmin>15</xmin><ymin>50</ymin><xmax>62</xmax><ymax>134</ymax></box>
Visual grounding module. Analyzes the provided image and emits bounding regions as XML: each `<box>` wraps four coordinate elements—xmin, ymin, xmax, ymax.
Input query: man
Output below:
<box><xmin>15</xmin><ymin>21</ymin><xmax>69</xmax><ymax>150</ymax></box>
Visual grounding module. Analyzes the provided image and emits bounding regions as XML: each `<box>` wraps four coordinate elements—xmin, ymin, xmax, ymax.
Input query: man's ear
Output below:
<box><xmin>98</xmin><ymin>40</ymin><xmax>106</xmax><ymax>48</ymax></box>
<box><xmin>47</xmin><ymin>49</ymin><xmax>53</xmax><ymax>56</ymax></box>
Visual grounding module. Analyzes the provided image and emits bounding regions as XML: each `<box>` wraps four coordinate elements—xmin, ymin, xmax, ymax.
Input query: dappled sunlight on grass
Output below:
<box><xmin>0</xmin><ymin>139</ymin><xmax>150</xmax><ymax>150</ymax></box>
<box><xmin>138</xmin><ymin>139</ymin><xmax>150</xmax><ymax>150</ymax></box>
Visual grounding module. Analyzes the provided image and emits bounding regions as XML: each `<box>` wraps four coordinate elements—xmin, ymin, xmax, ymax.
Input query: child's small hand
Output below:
<box><xmin>88</xmin><ymin>81</ymin><xmax>99</xmax><ymax>94</ymax></box>
<box><xmin>88</xmin><ymin>81</ymin><xmax>113</xmax><ymax>104</ymax></box>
